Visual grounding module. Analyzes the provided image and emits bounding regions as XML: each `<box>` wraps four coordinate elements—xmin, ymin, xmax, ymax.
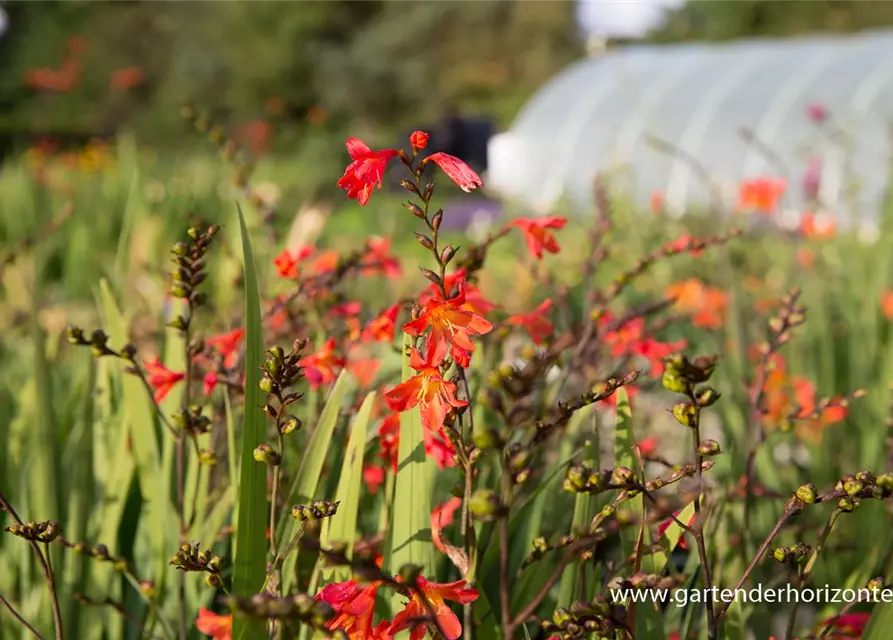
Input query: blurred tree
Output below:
<box><xmin>648</xmin><ymin>0</ymin><xmax>893</xmax><ymax>42</ymax></box>
<box><xmin>0</xmin><ymin>0</ymin><xmax>581</xmax><ymax>151</ymax></box>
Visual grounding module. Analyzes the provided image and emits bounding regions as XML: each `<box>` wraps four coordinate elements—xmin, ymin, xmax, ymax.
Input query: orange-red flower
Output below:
<box><xmin>315</xmin><ymin>580</ymin><xmax>381</xmax><ymax>640</ymax></box>
<box><xmin>274</xmin><ymin>246</ymin><xmax>314</xmax><ymax>278</ymax></box>
<box><xmin>299</xmin><ymin>338</ymin><xmax>345</xmax><ymax>389</ymax></box>
<box><xmin>410</xmin><ymin>131</ymin><xmax>429</xmax><ymax>151</ymax></box>
<box><xmin>403</xmin><ymin>286</ymin><xmax>492</xmax><ymax>367</ymax></box>
<box><xmin>420</xmin><ymin>269</ymin><xmax>496</xmax><ymax>317</ymax></box>
<box><xmin>362</xmin><ymin>237</ymin><xmax>402</xmax><ymax>279</ymax></box>
<box><xmin>666</xmin><ymin>279</ymin><xmax>728</xmax><ymax>330</ymax></box>
<box><xmin>738</xmin><ymin>177</ymin><xmax>786</xmax><ymax>214</ymax></box>
<box><xmin>506</xmin><ymin>299</ymin><xmax>554</xmax><ymax>345</ymax></box>
<box><xmin>663</xmin><ymin>233</ymin><xmax>703</xmax><ymax>257</ymax></box>
<box><xmin>338</xmin><ymin>138</ymin><xmax>400</xmax><ymax>206</ymax></box>
<box><xmin>144</xmin><ymin>357</ymin><xmax>184</xmax><ymax>403</ymax></box>
<box><xmin>205</xmin><ymin>328</ymin><xmax>245</xmax><ymax>369</ymax></box>
<box><xmin>196</xmin><ymin>607</ymin><xmax>232</xmax><ymax>640</ymax></box>
<box><xmin>657</xmin><ymin>509</ymin><xmax>696</xmax><ymax>551</ymax></box>
<box><xmin>389</xmin><ymin>576</ymin><xmax>478</xmax><ymax>640</ymax></box>
<box><xmin>650</xmin><ymin>190</ymin><xmax>664</xmax><ymax>214</ymax></box>
<box><xmin>363</xmin><ymin>464</ymin><xmax>386</xmax><ymax>494</ymax></box>
<box><xmin>383</xmin><ymin>348</ymin><xmax>467</xmax><ymax>433</ymax></box>
<box><xmin>346</xmin><ymin>346</ymin><xmax>380</xmax><ymax>388</ymax></box>
<box><xmin>431</xmin><ymin>497</ymin><xmax>462</xmax><ymax>553</ymax></box>
<box><xmin>507</xmin><ymin>216</ymin><xmax>567</xmax><ymax>260</ymax></box>
<box><xmin>362</xmin><ymin>305</ymin><xmax>401</xmax><ymax>343</ymax></box>
<box><xmin>799</xmin><ymin>211</ymin><xmax>836</xmax><ymax>239</ymax></box>
<box><xmin>636</xmin><ymin>435</ymin><xmax>659</xmax><ymax>457</ymax></box>
<box><xmin>111</xmin><ymin>66</ymin><xmax>144</xmax><ymax>90</ymax></box>
<box><xmin>377</xmin><ymin>413</ymin><xmax>401</xmax><ymax>472</ymax></box>
<box><xmin>815</xmin><ymin>612</ymin><xmax>869</xmax><ymax>640</ymax></box>
<box><xmin>311</xmin><ymin>250</ymin><xmax>340</xmax><ymax>276</ymax></box>
<box><xmin>425</xmin><ymin>429</ymin><xmax>457</xmax><ymax>469</ymax></box>
<box><xmin>882</xmin><ymin>290</ymin><xmax>893</xmax><ymax>320</ymax></box>
<box><xmin>423</xmin><ymin>152</ymin><xmax>484</xmax><ymax>193</ymax></box>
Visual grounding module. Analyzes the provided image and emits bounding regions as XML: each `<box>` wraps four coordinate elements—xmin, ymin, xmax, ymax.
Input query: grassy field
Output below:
<box><xmin>4</xmin><ymin>130</ymin><xmax>893</xmax><ymax>640</ymax></box>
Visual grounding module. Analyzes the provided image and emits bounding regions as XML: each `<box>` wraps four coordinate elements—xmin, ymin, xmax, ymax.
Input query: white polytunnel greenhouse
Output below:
<box><xmin>486</xmin><ymin>29</ymin><xmax>893</xmax><ymax>225</ymax></box>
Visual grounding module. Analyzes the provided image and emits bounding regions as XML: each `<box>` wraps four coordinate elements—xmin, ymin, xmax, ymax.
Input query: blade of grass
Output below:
<box><xmin>232</xmin><ymin>203</ymin><xmax>268</xmax><ymax>640</ymax></box>
<box><xmin>386</xmin><ymin>333</ymin><xmax>436</xmax><ymax>609</ymax></box>
<box><xmin>280</xmin><ymin>371</ymin><xmax>351</xmax><ymax>592</ymax></box>
<box><xmin>319</xmin><ymin>392</ymin><xmax>376</xmax><ymax>583</ymax></box>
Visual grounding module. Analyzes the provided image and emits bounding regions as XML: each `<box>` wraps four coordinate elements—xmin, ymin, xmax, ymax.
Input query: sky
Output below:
<box><xmin>577</xmin><ymin>0</ymin><xmax>684</xmax><ymax>38</ymax></box>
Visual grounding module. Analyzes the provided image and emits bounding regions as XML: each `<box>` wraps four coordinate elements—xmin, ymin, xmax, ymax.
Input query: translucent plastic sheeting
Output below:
<box><xmin>487</xmin><ymin>29</ymin><xmax>893</xmax><ymax>223</ymax></box>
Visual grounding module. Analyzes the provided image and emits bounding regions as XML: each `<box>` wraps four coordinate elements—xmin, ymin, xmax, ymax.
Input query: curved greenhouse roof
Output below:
<box><xmin>486</xmin><ymin>29</ymin><xmax>893</xmax><ymax>222</ymax></box>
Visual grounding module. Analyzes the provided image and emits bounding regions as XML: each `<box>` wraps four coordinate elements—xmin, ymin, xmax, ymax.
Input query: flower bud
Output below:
<box><xmin>259</xmin><ymin>376</ymin><xmax>275</xmax><ymax>394</ymax></box>
<box><xmin>469</xmin><ymin>489</ymin><xmax>501</xmax><ymax>520</ymax></box>
<box><xmin>696</xmin><ymin>387</ymin><xmax>720</xmax><ymax>407</ymax></box>
<box><xmin>795</xmin><ymin>483</ymin><xmax>817</xmax><ymax>504</ymax></box>
<box><xmin>431</xmin><ymin>209</ymin><xmax>443</xmax><ymax>230</ymax></box>
<box><xmin>414</xmin><ymin>233</ymin><xmax>435</xmax><ymax>250</ymax></box>
<box><xmin>672</xmin><ymin>402</ymin><xmax>698</xmax><ymax>427</ymax></box>
<box><xmin>838</xmin><ymin>497</ymin><xmax>857</xmax><ymax>512</ymax></box>
<box><xmin>697</xmin><ymin>440</ymin><xmax>722</xmax><ymax>456</ymax></box>
<box><xmin>662</xmin><ymin>370</ymin><xmax>690</xmax><ymax>394</ymax></box>
<box><xmin>611</xmin><ymin>466</ymin><xmax>636</xmax><ymax>486</ymax></box>
<box><xmin>253</xmin><ymin>444</ymin><xmax>280</xmax><ymax>465</ymax></box>
<box><xmin>440</xmin><ymin>245</ymin><xmax>457</xmax><ymax>265</ymax></box>
<box><xmin>279</xmin><ymin>415</ymin><xmax>302</xmax><ymax>435</ymax></box>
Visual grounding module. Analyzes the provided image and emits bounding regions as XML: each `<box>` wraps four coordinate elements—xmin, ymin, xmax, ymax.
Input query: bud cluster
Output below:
<box><xmin>58</xmin><ymin>538</ymin><xmax>137</xmax><ymax>576</ymax></box>
<box><xmin>260</xmin><ymin>341</ymin><xmax>307</xmax><ymax>436</ymax></box>
<box><xmin>607</xmin><ymin>571</ymin><xmax>689</xmax><ymax>592</ymax></box>
<box><xmin>4</xmin><ymin>520</ymin><xmax>61</xmax><ymax>543</ymax></box>
<box><xmin>224</xmin><ymin>593</ymin><xmax>333</xmax><ymax>626</ymax></box>
<box><xmin>66</xmin><ymin>327</ymin><xmax>137</xmax><ymax>361</ymax></box>
<box><xmin>168</xmin><ymin>225</ymin><xmax>220</xmax><ymax>331</ymax></box>
<box><xmin>662</xmin><ymin>353</ymin><xmax>719</xmax><ymax>399</ymax></box>
<box><xmin>290</xmin><ymin>500</ymin><xmax>340</xmax><ymax>522</ymax></box>
<box><xmin>772</xmin><ymin>542</ymin><xmax>811</xmax><ymax>565</ymax></box>
<box><xmin>541</xmin><ymin>596</ymin><xmax>628</xmax><ymax>640</ymax></box>
<box><xmin>564</xmin><ymin>464</ymin><xmax>639</xmax><ymax>495</ymax></box>
<box><xmin>173</xmin><ymin>404</ymin><xmax>212</xmax><ymax>438</ymax></box>
<box><xmin>169</xmin><ymin>541</ymin><xmax>224</xmax><ymax>587</ymax></box>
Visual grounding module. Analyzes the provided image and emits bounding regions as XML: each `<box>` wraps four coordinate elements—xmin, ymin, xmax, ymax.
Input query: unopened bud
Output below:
<box><xmin>697</xmin><ymin>440</ymin><xmax>722</xmax><ymax>456</ymax></box>
<box><xmin>468</xmin><ymin>489</ymin><xmax>501</xmax><ymax>520</ymax></box>
<box><xmin>253</xmin><ymin>444</ymin><xmax>280</xmax><ymax>465</ymax></box>
<box><xmin>431</xmin><ymin>209</ymin><xmax>443</xmax><ymax>230</ymax></box>
<box><xmin>795</xmin><ymin>483</ymin><xmax>817</xmax><ymax>504</ymax></box>
<box><xmin>415</xmin><ymin>233</ymin><xmax>434</xmax><ymax>250</ymax></box>
<box><xmin>696</xmin><ymin>387</ymin><xmax>720</xmax><ymax>407</ymax></box>
<box><xmin>672</xmin><ymin>402</ymin><xmax>698</xmax><ymax>427</ymax></box>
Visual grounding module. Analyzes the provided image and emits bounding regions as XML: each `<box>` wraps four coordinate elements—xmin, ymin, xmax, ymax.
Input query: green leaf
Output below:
<box><xmin>280</xmin><ymin>371</ymin><xmax>351</xmax><ymax>592</ymax></box>
<box><xmin>232</xmin><ymin>203</ymin><xmax>268</xmax><ymax>640</ymax></box>
<box><xmin>557</xmin><ymin>404</ymin><xmax>599</xmax><ymax>607</ymax></box>
<box><xmin>863</xmin><ymin>602</ymin><xmax>893</xmax><ymax>640</ymax></box>
<box><xmin>320</xmin><ymin>391</ymin><xmax>376</xmax><ymax>582</ymax></box>
<box><xmin>387</xmin><ymin>333</ymin><xmax>436</xmax><ymax>600</ymax></box>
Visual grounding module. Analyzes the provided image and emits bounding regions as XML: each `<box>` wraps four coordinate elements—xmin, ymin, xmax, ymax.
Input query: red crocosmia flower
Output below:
<box><xmin>203</xmin><ymin>372</ymin><xmax>219</xmax><ymax>397</ymax></box>
<box><xmin>506</xmin><ymin>299</ymin><xmax>554</xmax><ymax>345</ymax></box>
<box><xmin>274</xmin><ymin>246</ymin><xmax>314</xmax><ymax>278</ymax></box>
<box><xmin>738</xmin><ymin>177</ymin><xmax>786</xmax><ymax>214</ymax></box>
<box><xmin>363</xmin><ymin>464</ymin><xmax>386</xmax><ymax>495</ymax></box>
<box><xmin>196</xmin><ymin>607</ymin><xmax>232</xmax><ymax>640</ymax></box>
<box><xmin>338</xmin><ymin>138</ymin><xmax>401</xmax><ymax>206</ymax></box>
<box><xmin>111</xmin><ymin>66</ymin><xmax>144</xmax><ymax>90</ymax></box>
<box><xmin>383</xmin><ymin>348</ymin><xmax>467</xmax><ymax>433</ymax></box>
<box><xmin>311</xmin><ymin>250</ymin><xmax>340</xmax><ymax>276</ymax></box>
<box><xmin>421</xmin><ymin>269</ymin><xmax>496</xmax><ymax>317</ymax></box>
<box><xmin>799</xmin><ymin>211</ymin><xmax>836</xmax><ymax>240</ymax></box>
<box><xmin>205</xmin><ymin>328</ymin><xmax>245</xmax><ymax>369</ymax></box>
<box><xmin>425</xmin><ymin>428</ymin><xmax>457</xmax><ymax>469</ymax></box>
<box><xmin>403</xmin><ymin>285</ymin><xmax>493</xmax><ymax>366</ymax></box>
<box><xmin>378</xmin><ymin>414</ymin><xmax>400</xmax><ymax>472</ymax></box>
<box><xmin>266</xmin><ymin>296</ymin><xmax>290</xmax><ymax>332</ymax></box>
<box><xmin>650</xmin><ymin>190</ymin><xmax>664</xmax><ymax>214</ymax></box>
<box><xmin>817</xmin><ymin>612</ymin><xmax>870</xmax><ymax>639</ymax></box>
<box><xmin>507</xmin><ymin>216</ymin><xmax>568</xmax><ymax>260</ymax></box>
<box><xmin>636</xmin><ymin>435</ymin><xmax>659</xmax><ymax>457</ymax></box>
<box><xmin>431</xmin><ymin>497</ymin><xmax>462</xmax><ymax>553</ymax></box>
<box><xmin>657</xmin><ymin>509</ymin><xmax>696</xmax><ymax>551</ymax></box>
<box><xmin>330</xmin><ymin>301</ymin><xmax>363</xmax><ymax>317</ymax></box>
<box><xmin>362</xmin><ymin>305</ymin><xmax>401</xmax><ymax>343</ymax></box>
<box><xmin>389</xmin><ymin>576</ymin><xmax>479</xmax><ymax>640</ymax></box>
<box><xmin>315</xmin><ymin>580</ymin><xmax>380</xmax><ymax>640</ymax></box>
<box><xmin>347</xmin><ymin>348</ymin><xmax>380</xmax><ymax>388</ymax></box>
<box><xmin>423</xmin><ymin>152</ymin><xmax>483</xmax><ymax>193</ymax></box>
<box><xmin>632</xmin><ymin>337</ymin><xmax>687</xmax><ymax>377</ymax></box>
<box><xmin>410</xmin><ymin>130</ymin><xmax>429</xmax><ymax>151</ymax></box>
<box><xmin>602</xmin><ymin>317</ymin><xmax>645</xmax><ymax>357</ymax></box>
<box><xmin>362</xmin><ymin>237</ymin><xmax>402</xmax><ymax>279</ymax></box>
<box><xmin>144</xmin><ymin>357</ymin><xmax>185</xmax><ymax>403</ymax></box>
<box><xmin>883</xmin><ymin>290</ymin><xmax>893</xmax><ymax>320</ymax></box>
<box><xmin>663</xmin><ymin>234</ymin><xmax>703</xmax><ymax>257</ymax></box>
<box><xmin>299</xmin><ymin>338</ymin><xmax>346</xmax><ymax>389</ymax></box>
